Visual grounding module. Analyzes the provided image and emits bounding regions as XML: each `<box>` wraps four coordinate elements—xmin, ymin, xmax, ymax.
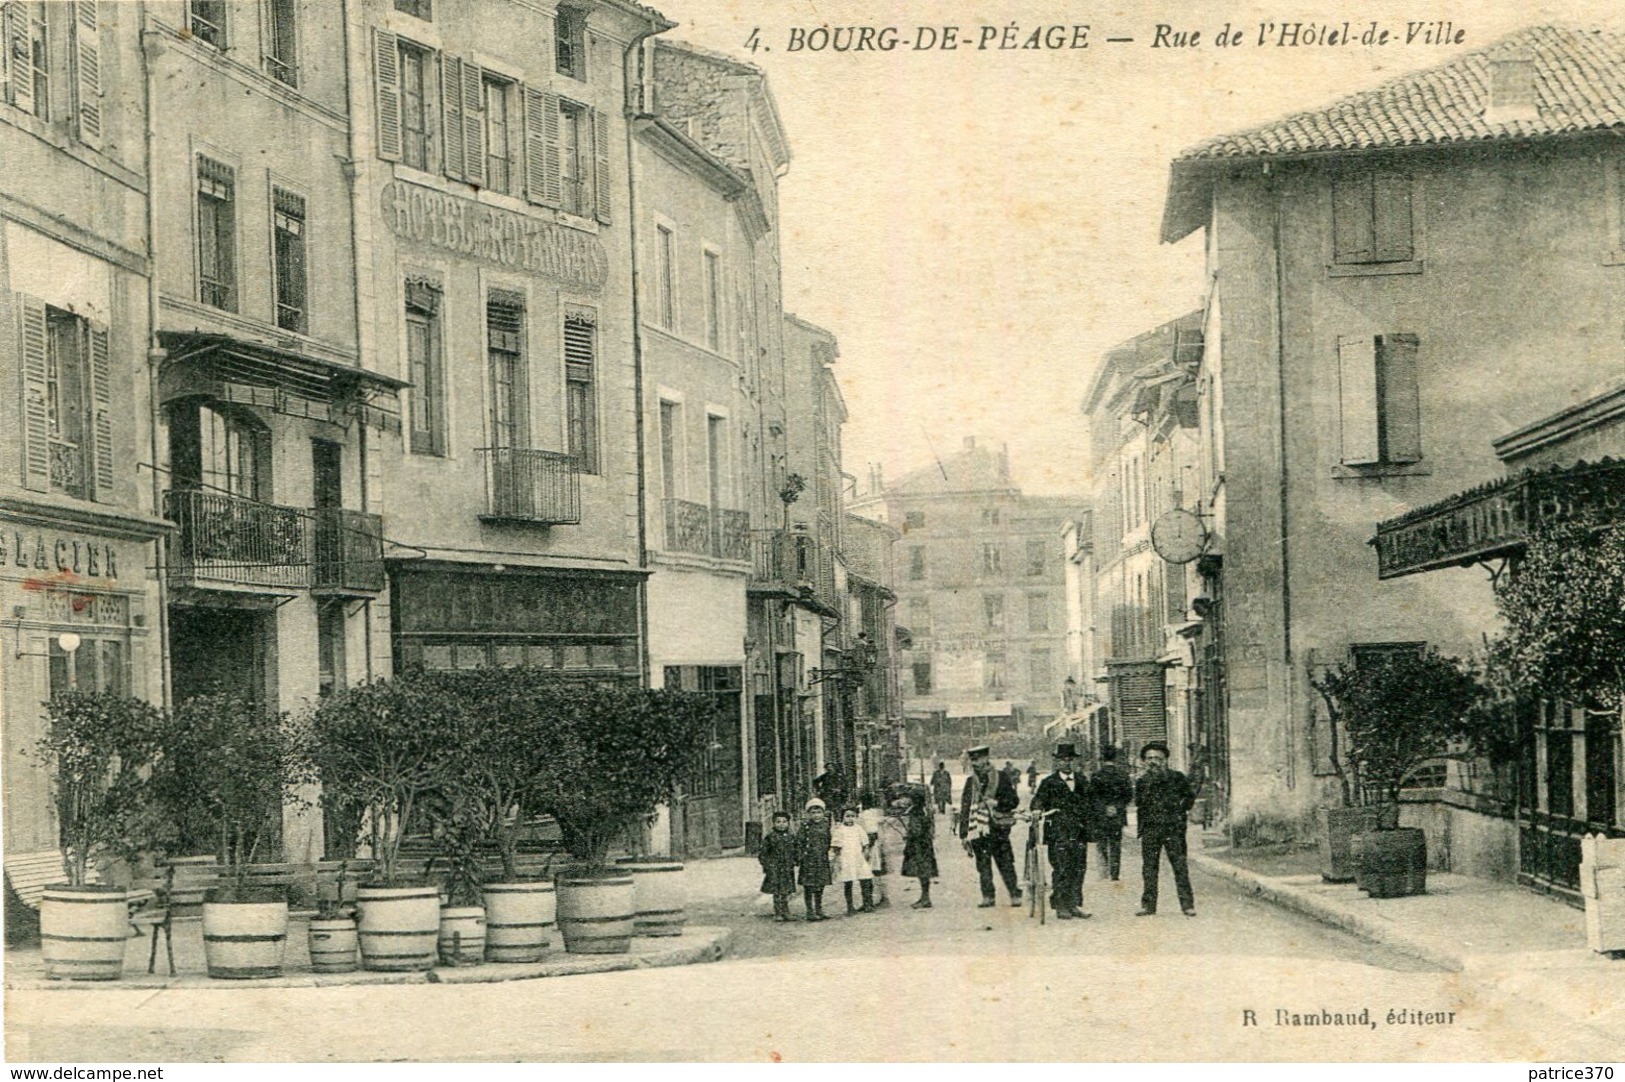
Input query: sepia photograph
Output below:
<box><xmin>1</xmin><ymin>0</ymin><xmax>1623</xmax><ymax>1065</ymax></box>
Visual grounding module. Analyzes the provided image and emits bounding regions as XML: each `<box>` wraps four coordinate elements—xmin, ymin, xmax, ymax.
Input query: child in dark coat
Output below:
<box><xmin>797</xmin><ymin>798</ymin><xmax>834</xmax><ymax>921</ymax></box>
<box><xmin>901</xmin><ymin>789</ymin><xmax>940</xmax><ymax>909</ymax></box>
<box><xmin>759</xmin><ymin>811</ymin><xmax>798</xmax><ymax>922</ymax></box>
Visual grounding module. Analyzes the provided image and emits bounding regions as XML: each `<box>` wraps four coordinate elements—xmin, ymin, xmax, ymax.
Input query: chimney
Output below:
<box><xmin>868</xmin><ymin>463</ymin><xmax>884</xmax><ymax>494</ymax></box>
<box><xmin>1484</xmin><ymin>50</ymin><xmax>1538</xmax><ymax>123</ymax></box>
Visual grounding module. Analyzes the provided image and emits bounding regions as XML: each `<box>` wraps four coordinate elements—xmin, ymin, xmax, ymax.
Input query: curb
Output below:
<box><xmin>6</xmin><ymin>926</ymin><xmax>732</xmax><ymax>991</ymax></box>
<box><xmin>1190</xmin><ymin>853</ymin><xmax>1465</xmax><ymax>972</ymax></box>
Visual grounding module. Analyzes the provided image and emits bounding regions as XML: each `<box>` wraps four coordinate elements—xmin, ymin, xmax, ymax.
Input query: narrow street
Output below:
<box><xmin>10</xmin><ymin>817</ymin><xmax>1607</xmax><ymax>1062</ymax></box>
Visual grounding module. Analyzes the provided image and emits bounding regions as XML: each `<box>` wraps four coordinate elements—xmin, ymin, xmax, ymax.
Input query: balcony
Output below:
<box><xmin>312</xmin><ymin>508</ymin><xmax>387</xmax><ymax>595</ymax></box>
<box><xmin>662</xmin><ymin>500</ymin><xmax>751</xmax><ymax>561</ymax></box>
<box><xmin>165</xmin><ymin>488</ymin><xmax>313</xmax><ymax>593</ymax></box>
<box><xmin>749</xmin><ymin>528</ymin><xmax>838</xmax><ymax>610</ymax></box>
<box><xmin>477</xmin><ymin>448</ymin><xmax>582</xmax><ymax>526</ymax></box>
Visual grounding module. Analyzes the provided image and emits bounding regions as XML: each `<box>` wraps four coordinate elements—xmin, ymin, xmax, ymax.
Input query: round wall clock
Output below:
<box><xmin>1150</xmin><ymin>508</ymin><xmax>1208</xmax><ymax>564</ymax></box>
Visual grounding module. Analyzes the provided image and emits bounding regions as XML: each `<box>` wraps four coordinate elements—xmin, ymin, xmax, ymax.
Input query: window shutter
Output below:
<box><xmin>1379</xmin><ymin>333</ymin><xmax>1422</xmax><ymax>464</ymax></box>
<box><xmin>1331</xmin><ymin>173</ymin><xmax>1373</xmax><ymax>263</ymax></box>
<box><xmin>5</xmin><ymin>3</ymin><xmax>36</xmax><ymax>116</ymax></box>
<box><xmin>440</xmin><ymin>55</ymin><xmax>465</xmax><ymax>179</ymax></box>
<box><xmin>592</xmin><ymin>107</ymin><xmax>611</xmax><ymax>224</ymax></box>
<box><xmin>373</xmin><ymin>29</ymin><xmax>402</xmax><ymax>162</ymax></box>
<box><xmin>88</xmin><ymin>322</ymin><xmax>113</xmax><ymax>498</ymax></box>
<box><xmin>1371</xmin><ymin>171</ymin><xmax>1414</xmax><ymax>262</ymax></box>
<box><xmin>16</xmin><ymin>293</ymin><xmax>49</xmax><ymax>492</ymax></box>
<box><xmin>461</xmin><ymin>60</ymin><xmax>485</xmax><ymax>188</ymax></box>
<box><xmin>72</xmin><ymin>1</ymin><xmax>102</xmax><ymax>150</ymax></box>
<box><xmin>524</xmin><ymin>86</ymin><xmax>560</xmax><ymax>207</ymax></box>
<box><xmin>1337</xmin><ymin>335</ymin><xmax>1381</xmax><ymax>465</ymax></box>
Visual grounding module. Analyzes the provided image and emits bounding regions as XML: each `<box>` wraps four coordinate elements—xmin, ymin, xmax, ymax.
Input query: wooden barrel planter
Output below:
<box><xmin>615</xmin><ymin>857</ymin><xmax>687</xmax><ymax>938</ymax></box>
<box><xmin>201</xmin><ymin>891</ymin><xmax>289</xmax><ymax>979</ymax></box>
<box><xmin>557</xmin><ymin>874</ymin><xmax>635</xmax><ymax>955</ymax></box>
<box><xmin>40</xmin><ymin>885</ymin><xmax>129</xmax><ymax>981</ymax></box>
<box><xmin>354</xmin><ymin>884</ymin><xmax>440</xmax><ymax>972</ymax></box>
<box><xmin>163</xmin><ymin>855</ymin><xmax>219</xmax><ymax>916</ymax></box>
<box><xmin>1354</xmin><ymin>827</ymin><xmax>1428</xmax><ymax>898</ymax></box>
<box><xmin>1317</xmin><ymin>806</ymin><xmax>1381</xmax><ymax>883</ymax></box>
<box><xmin>437</xmin><ymin>906</ymin><xmax>486</xmax><ymax>965</ymax></box>
<box><xmin>483</xmin><ymin>881</ymin><xmax>555</xmax><ymax>962</ymax></box>
<box><xmin>307</xmin><ymin>915</ymin><xmax>359</xmax><ymax>974</ymax></box>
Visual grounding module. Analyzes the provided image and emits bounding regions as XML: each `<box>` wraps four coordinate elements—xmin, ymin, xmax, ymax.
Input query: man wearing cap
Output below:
<box><xmin>1133</xmin><ymin>741</ymin><xmax>1197</xmax><ymax>917</ymax></box>
<box><xmin>1091</xmin><ymin>745</ymin><xmax>1133</xmax><ymax>882</ymax></box>
<box><xmin>957</xmin><ymin>745</ymin><xmax>1023</xmax><ymax>907</ymax></box>
<box><xmin>1030</xmin><ymin>742</ymin><xmax>1094</xmax><ymax>919</ymax></box>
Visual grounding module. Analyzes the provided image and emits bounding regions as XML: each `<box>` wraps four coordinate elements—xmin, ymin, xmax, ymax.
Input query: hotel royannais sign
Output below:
<box><xmin>381</xmin><ymin>180</ymin><xmax>609</xmax><ymax>293</ymax></box>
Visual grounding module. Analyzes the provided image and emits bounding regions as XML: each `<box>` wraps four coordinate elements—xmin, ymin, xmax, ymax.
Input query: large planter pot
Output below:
<box><xmin>556</xmin><ymin>873</ymin><xmax>635</xmax><ymax>955</ymax></box>
<box><xmin>354</xmin><ymin>884</ymin><xmax>440</xmax><ymax>972</ymax></box>
<box><xmin>1317</xmin><ymin>806</ymin><xmax>1382</xmax><ymax>883</ymax></box>
<box><xmin>40</xmin><ymin>885</ymin><xmax>129</xmax><ymax>981</ymax></box>
<box><xmin>437</xmin><ymin>905</ymin><xmax>487</xmax><ymax>965</ymax></box>
<box><xmin>202</xmin><ymin>891</ymin><xmax>289</xmax><ymax>979</ymax></box>
<box><xmin>1353</xmin><ymin>827</ymin><xmax>1428</xmax><ymax>898</ymax></box>
<box><xmin>615</xmin><ymin>857</ymin><xmax>687</xmax><ymax>938</ymax></box>
<box><xmin>307</xmin><ymin>915</ymin><xmax>358</xmax><ymax>973</ymax></box>
<box><xmin>483</xmin><ymin>880</ymin><xmax>556</xmax><ymax>962</ymax></box>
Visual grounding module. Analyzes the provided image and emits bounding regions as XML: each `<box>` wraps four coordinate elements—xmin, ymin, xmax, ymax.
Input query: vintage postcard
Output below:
<box><xmin>2</xmin><ymin>0</ymin><xmax>1623</xmax><ymax>1066</ymax></box>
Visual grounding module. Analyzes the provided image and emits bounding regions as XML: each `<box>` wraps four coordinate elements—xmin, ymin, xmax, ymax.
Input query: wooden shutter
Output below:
<box><xmin>1331</xmin><ymin>172</ymin><xmax>1373</xmax><ymax>263</ymax></box>
<box><xmin>88</xmin><ymin>322</ymin><xmax>112</xmax><ymax>498</ymax></box>
<box><xmin>461</xmin><ymin>60</ymin><xmax>485</xmax><ymax>188</ymax></box>
<box><xmin>1371</xmin><ymin>171</ymin><xmax>1414</xmax><ymax>262</ymax></box>
<box><xmin>524</xmin><ymin>86</ymin><xmax>561</xmax><ymax>207</ymax></box>
<box><xmin>5</xmin><ymin>3</ymin><xmax>35</xmax><ymax>116</ymax></box>
<box><xmin>373</xmin><ymin>29</ymin><xmax>402</xmax><ymax>162</ymax></box>
<box><xmin>440</xmin><ymin>55</ymin><xmax>465</xmax><ymax>180</ymax></box>
<box><xmin>16</xmin><ymin>293</ymin><xmax>49</xmax><ymax>492</ymax></box>
<box><xmin>1337</xmin><ymin>335</ymin><xmax>1380</xmax><ymax>465</ymax></box>
<box><xmin>72</xmin><ymin>1</ymin><xmax>101</xmax><ymax>150</ymax></box>
<box><xmin>1379</xmin><ymin>334</ymin><xmax>1422</xmax><ymax>464</ymax></box>
<box><xmin>592</xmin><ymin>107</ymin><xmax>611</xmax><ymax>223</ymax></box>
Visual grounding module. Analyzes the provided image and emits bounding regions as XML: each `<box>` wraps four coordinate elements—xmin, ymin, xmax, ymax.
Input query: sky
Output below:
<box><xmin>661</xmin><ymin>0</ymin><xmax>1621</xmax><ymax>496</ymax></box>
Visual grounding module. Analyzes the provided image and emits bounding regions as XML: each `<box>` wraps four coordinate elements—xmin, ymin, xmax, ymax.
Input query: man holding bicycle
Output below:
<box><xmin>1030</xmin><ymin>742</ymin><xmax>1094</xmax><ymax>920</ymax></box>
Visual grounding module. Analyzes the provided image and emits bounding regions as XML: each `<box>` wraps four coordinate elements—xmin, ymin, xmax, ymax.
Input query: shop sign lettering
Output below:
<box><xmin>1</xmin><ymin>529</ymin><xmax>120</xmax><ymax>580</ymax></box>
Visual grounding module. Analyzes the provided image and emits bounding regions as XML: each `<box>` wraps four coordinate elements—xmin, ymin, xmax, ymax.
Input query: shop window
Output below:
<box><xmin>564</xmin><ymin>309</ymin><xmax>598</xmax><ymax>473</ymax></box>
<box><xmin>272</xmin><ymin>187</ymin><xmax>308</xmax><ymax>333</ymax></box>
<box><xmin>404</xmin><ymin>278</ymin><xmax>445</xmax><ymax>455</ymax></box>
<box><xmin>49</xmin><ymin>637</ymin><xmax>127</xmax><ymax>697</ymax></box>
<box><xmin>196</xmin><ymin>156</ymin><xmax>237</xmax><ymax>311</ymax></box>
<box><xmin>1337</xmin><ymin>334</ymin><xmax>1422</xmax><ymax>467</ymax></box>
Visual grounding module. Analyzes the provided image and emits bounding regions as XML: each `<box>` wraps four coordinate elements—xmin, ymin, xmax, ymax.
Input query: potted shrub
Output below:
<box><xmin>308</xmin><ymin>674</ymin><xmax>449</xmax><ymax>972</ymax></box>
<box><xmin>535</xmin><ymin>684</ymin><xmax>715</xmax><ymax>954</ymax></box>
<box><xmin>306</xmin><ymin>864</ymin><xmax>358</xmax><ymax>974</ymax></box>
<box><xmin>1311</xmin><ymin>647</ymin><xmax>1491</xmax><ymax>898</ymax></box>
<box><xmin>33</xmin><ymin>691</ymin><xmax>166</xmax><ymax>981</ymax></box>
<box><xmin>151</xmin><ymin>693</ymin><xmax>303</xmax><ymax>979</ymax></box>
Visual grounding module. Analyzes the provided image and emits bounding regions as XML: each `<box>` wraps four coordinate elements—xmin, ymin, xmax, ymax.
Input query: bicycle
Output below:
<box><xmin>1020</xmin><ymin>809</ymin><xmax>1055</xmax><ymax>925</ymax></box>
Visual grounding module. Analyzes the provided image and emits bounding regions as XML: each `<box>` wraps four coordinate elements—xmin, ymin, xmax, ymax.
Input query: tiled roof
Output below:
<box><xmin>1176</xmin><ymin>25</ymin><xmax>1625</xmax><ymax>162</ymax></box>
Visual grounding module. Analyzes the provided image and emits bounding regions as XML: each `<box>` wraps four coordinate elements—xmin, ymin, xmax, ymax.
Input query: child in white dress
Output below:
<box><xmin>830</xmin><ymin>807</ymin><xmax>875</xmax><ymax>914</ymax></box>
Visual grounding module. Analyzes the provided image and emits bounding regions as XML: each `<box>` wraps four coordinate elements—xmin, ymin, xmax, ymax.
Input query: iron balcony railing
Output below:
<box><xmin>663</xmin><ymin>500</ymin><xmax>751</xmax><ymax>560</ymax></box>
<box><xmin>749</xmin><ymin>528</ymin><xmax>837</xmax><ymax>607</ymax></box>
<box><xmin>477</xmin><ymin>448</ymin><xmax>582</xmax><ymax>526</ymax></box>
<box><xmin>313</xmin><ymin>508</ymin><xmax>387</xmax><ymax>594</ymax></box>
<box><xmin>165</xmin><ymin>488</ymin><xmax>313</xmax><ymax>591</ymax></box>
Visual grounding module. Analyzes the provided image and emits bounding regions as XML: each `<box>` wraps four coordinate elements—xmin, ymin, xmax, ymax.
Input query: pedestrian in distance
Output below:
<box><xmin>797</xmin><ymin>797</ymin><xmax>834</xmax><ymax>921</ymax></box>
<box><xmin>831</xmin><ymin>806</ymin><xmax>876</xmax><ymax>914</ymax></box>
<box><xmin>759</xmin><ymin>810</ymin><xmax>799</xmax><ymax>922</ymax></box>
<box><xmin>931</xmin><ymin>762</ymin><xmax>954</xmax><ymax>816</ymax></box>
<box><xmin>959</xmin><ymin>745</ymin><xmax>1023</xmax><ymax>907</ymax></box>
<box><xmin>1092</xmin><ymin>745</ymin><xmax>1133</xmax><ymax>882</ymax></box>
<box><xmin>1001</xmin><ymin>760</ymin><xmax>1022</xmax><ymax>794</ymax></box>
<box><xmin>902</xmin><ymin>786</ymin><xmax>939</xmax><ymax>909</ymax></box>
<box><xmin>1133</xmin><ymin>741</ymin><xmax>1197</xmax><ymax>917</ymax></box>
<box><xmin>1026</xmin><ymin>760</ymin><xmax>1039</xmax><ymax>792</ymax></box>
<box><xmin>1030</xmin><ymin>742</ymin><xmax>1094</xmax><ymax>919</ymax></box>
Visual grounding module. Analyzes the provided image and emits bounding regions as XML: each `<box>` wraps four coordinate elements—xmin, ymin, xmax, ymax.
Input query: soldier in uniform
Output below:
<box><xmin>1030</xmin><ymin>742</ymin><xmax>1094</xmax><ymax>919</ymax></box>
<box><xmin>1133</xmin><ymin>741</ymin><xmax>1197</xmax><ymax>917</ymax></box>
<box><xmin>958</xmin><ymin>745</ymin><xmax>1022</xmax><ymax>907</ymax></box>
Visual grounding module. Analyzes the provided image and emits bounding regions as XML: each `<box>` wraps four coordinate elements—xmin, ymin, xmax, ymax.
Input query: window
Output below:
<box><xmin>981</xmin><ymin>542</ymin><xmax>1001</xmax><ymax>574</ymax></box>
<box><xmin>1028</xmin><ymin>647</ymin><xmax>1054</xmax><ymax>693</ymax></box>
<box><xmin>3</xmin><ymin>3</ymin><xmax>48</xmax><ymax>120</ymax></box>
<box><xmin>912</xmin><ymin>660</ymin><xmax>932</xmax><ymax>695</ymax></box>
<box><xmin>272</xmin><ymin>188</ymin><xmax>308</xmax><ymax>333</ymax></box>
<box><xmin>656</xmin><ymin>224</ymin><xmax>676</xmax><ymax>330</ymax></box>
<box><xmin>317</xmin><ymin>602</ymin><xmax>346</xmax><ymax>698</ymax></box>
<box><xmin>45</xmin><ymin>308</ymin><xmax>88</xmax><ymax>497</ymax></box>
<box><xmin>1028</xmin><ymin>592</ymin><xmax>1049</xmax><ymax>632</ymax></box>
<box><xmin>555</xmin><ymin>7</ymin><xmax>585</xmax><ymax>80</ymax></box>
<box><xmin>264</xmin><ymin>0</ymin><xmax>297</xmax><ymax>85</ymax></box>
<box><xmin>981</xmin><ymin>507</ymin><xmax>1000</xmax><ymax>526</ymax></box>
<box><xmin>985</xmin><ymin>652</ymin><xmax>1006</xmax><ymax>691</ymax></box>
<box><xmin>483</xmin><ymin>75</ymin><xmax>515</xmax><ymax>194</ymax></box>
<box><xmin>200</xmin><ymin>405</ymin><xmax>264</xmax><ymax>498</ymax></box>
<box><xmin>397</xmin><ymin>41</ymin><xmax>431</xmax><ymax>170</ymax></box>
<box><xmin>904</xmin><ymin>510</ymin><xmax>925</xmax><ymax>531</ymax></box>
<box><xmin>1337</xmin><ymin>334</ymin><xmax>1421</xmax><ymax>467</ymax></box>
<box><xmin>658</xmin><ymin>400</ymin><xmax>681</xmax><ymax>500</ymax></box>
<box><xmin>486</xmin><ymin>293</ymin><xmax>528</xmax><ymax>450</ymax></box>
<box><xmin>393</xmin><ymin>0</ymin><xmax>431</xmax><ymax>19</ymax></box>
<box><xmin>907</xmin><ymin>546</ymin><xmax>925</xmax><ymax>581</ymax></box>
<box><xmin>196</xmin><ymin>157</ymin><xmax>237</xmax><ymax>311</ymax></box>
<box><xmin>1025</xmin><ymin>537</ymin><xmax>1046</xmax><ymax>576</ymax></box>
<box><xmin>1121</xmin><ymin>455</ymin><xmax>1144</xmax><ymax>529</ymax></box>
<box><xmin>16</xmin><ymin>298</ymin><xmax>109</xmax><ymax>498</ymax></box>
<box><xmin>1332</xmin><ymin>168</ymin><xmax>1413</xmax><ymax>265</ymax></box>
<box><xmin>558</xmin><ymin>99</ymin><xmax>586</xmax><ymax>216</ymax></box>
<box><xmin>906</xmin><ymin>598</ymin><xmax>930</xmax><ymax>636</ymax></box>
<box><xmin>703</xmin><ymin>250</ymin><xmax>722</xmax><ymax>351</ymax></box>
<box><xmin>983</xmin><ymin>594</ymin><xmax>1004</xmax><ymax>632</ymax></box>
<box><xmin>49</xmin><ymin>637</ymin><xmax>127</xmax><ymax>698</ymax></box>
<box><xmin>189</xmin><ymin>0</ymin><xmax>227</xmax><ymax>48</ymax></box>
<box><xmin>404</xmin><ymin>279</ymin><xmax>444</xmax><ymax>455</ymax></box>
<box><xmin>564</xmin><ymin>309</ymin><xmax>597</xmax><ymax>474</ymax></box>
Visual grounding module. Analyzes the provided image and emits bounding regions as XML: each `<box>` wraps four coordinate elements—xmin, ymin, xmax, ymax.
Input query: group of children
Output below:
<box><xmin>757</xmin><ymin>786</ymin><xmax>940</xmax><ymax>922</ymax></box>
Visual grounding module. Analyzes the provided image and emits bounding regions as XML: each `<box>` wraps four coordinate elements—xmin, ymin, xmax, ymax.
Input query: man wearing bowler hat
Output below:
<box><xmin>1134</xmin><ymin>741</ymin><xmax>1197</xmax><ymax>917</ymax></box>
<box><xmin>958</xmin><ymin>745</ymin><xmax>1022</xmax><ymax>907</ymax></box>
<box><xmin>1030</xmin><ymin>742</ymin><xmax>1094</xmax><ymax>919</ymax></box>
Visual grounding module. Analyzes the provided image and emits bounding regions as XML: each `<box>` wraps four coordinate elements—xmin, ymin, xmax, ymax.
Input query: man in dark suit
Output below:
<box><xmin>958</xmin><ymin>745</ymin><xmax>1022</xmax><ymax>907</ymax></box>
<box><xmin>1134</xmin><ymin>741</ymin><xmax>1197</xmax><ymax>917</ymax></box>
<box><xmin>1030</xmin><ymin>742</ymin><xmax>1093</xmax><ymax>919</ymax></box>
<box><xmin>1091</xmin><ymin>745</ymin><xmax>1134</xmax><ymax>881</ymax></box>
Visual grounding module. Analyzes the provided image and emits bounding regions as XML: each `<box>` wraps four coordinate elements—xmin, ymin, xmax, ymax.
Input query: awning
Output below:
<box><xmin>947</xmin><ymin>701</ymin><xmax>1013</xmax><ymax>719</ymax></box>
